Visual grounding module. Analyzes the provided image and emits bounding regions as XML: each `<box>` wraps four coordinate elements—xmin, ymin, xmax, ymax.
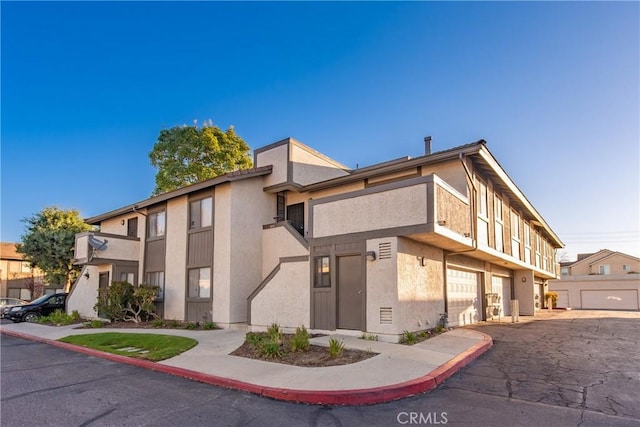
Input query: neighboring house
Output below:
<box><xmin>0</xmin><ymin>242</ymin><xmax>54</xmax><ymax>300</ymax></box>
<box><xmin>550</xmin><ymin>249</ymin><xmax>640</xmax><ymax>310</ymax></box>
<box><xmin>68</xmin><ymin>137</ymin><xmax>563</xmax><ymax>341</ymax></box>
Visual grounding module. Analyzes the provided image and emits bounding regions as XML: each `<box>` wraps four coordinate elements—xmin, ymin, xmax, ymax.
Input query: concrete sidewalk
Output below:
<box><xmin>0</xmin><ymin>322</ymin><xmax>491</xmax><ymax>405</ymax></box>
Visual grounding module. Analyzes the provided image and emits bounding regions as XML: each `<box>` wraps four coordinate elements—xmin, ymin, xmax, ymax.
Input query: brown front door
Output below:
<box><xmin>98</xmin><ymin>272</ymin><xmax>109</xmax><ymax>318</ymax></box>
<box><xmin>337</xmin><ymin>255</ymin><xmax>364</xmax><ymax>330</ymax></box>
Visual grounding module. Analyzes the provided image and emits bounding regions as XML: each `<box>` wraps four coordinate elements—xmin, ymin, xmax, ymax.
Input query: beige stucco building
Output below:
<box><xmin>0</xmin><ymin>242</ymin><xmax>52</xmax><ymax>300</ymax></box>
<box><xmin>549</xmin><ymin>249</ymin><xmax>640</xmax><ymax>310</ymax></box>
<box><xmin>68</xmin><ymin>137</ymin><xmax>563</xmax><ymax>341</ymax></box>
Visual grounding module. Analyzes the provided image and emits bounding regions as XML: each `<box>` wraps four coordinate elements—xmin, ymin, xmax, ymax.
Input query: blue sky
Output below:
<box><xmin>2</xmin><ymin>1</ymin><xmax>638</xmax><ymax>260</ymax></box>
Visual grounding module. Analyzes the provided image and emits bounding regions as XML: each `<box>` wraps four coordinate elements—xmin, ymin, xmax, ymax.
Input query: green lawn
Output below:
<box><xmin>59</xmin><ymin>333</ymin><xmax>198</xmax><ymax>362</ymax></box>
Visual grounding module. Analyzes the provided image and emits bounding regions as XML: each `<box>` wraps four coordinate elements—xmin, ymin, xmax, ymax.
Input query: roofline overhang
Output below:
<box><xmin>85</xmin><ymin>165</ymin><xmax>273</xmax><ymax>224</ymax></box>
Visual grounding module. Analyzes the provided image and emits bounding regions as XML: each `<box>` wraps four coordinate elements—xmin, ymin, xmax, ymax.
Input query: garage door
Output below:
<box><xmin>581</xmin><ymin>290</ymin><xmax>639</xmax><ymax>310</ymax></box>
<box><xmin>447</xmin><ymin>269</ymin><xmax>480</xmax><ymax>326</ymax></box>
<box><xmin>556</xmin><ymin>290</ymin><xmax>569</xmax><ymax>308</ymax></box>
<box><xmin>491</xmin><ymin>276</ymin><xmax>511</xmax><ymax>316</ymax></box>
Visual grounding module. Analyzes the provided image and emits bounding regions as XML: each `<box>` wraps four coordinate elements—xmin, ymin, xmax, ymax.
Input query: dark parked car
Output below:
<box><xmin>5</xmin><ymin>293</ymin><xmax>68</xmax><ymax>323</ymax></box>
<box><xmin>0</xmin><ymin>297</ymin><xmax>28</xmax><ymax>318</ymax></box>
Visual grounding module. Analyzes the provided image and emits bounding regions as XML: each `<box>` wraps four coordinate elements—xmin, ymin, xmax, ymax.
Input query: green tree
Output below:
<box><xmin>17</xmin><ymin>207</ymin><xmax>93</xmax><ymax>292</ymax></box>
<box><xmin>149</xmin><ymin>121</ymin><xmax>253</xmax><ymax>195</ymax></box>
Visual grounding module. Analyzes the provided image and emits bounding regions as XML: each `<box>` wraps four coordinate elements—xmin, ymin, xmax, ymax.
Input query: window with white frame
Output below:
<box><xmin>494</xmin><ymin>196</ymin><xmax>504</xmax><ymax>252</ymax></box>
<box><xmin>535</xmin><ymin>233</ymin><xmax>541</xmax><ymax>267</ymax></box>
<box><xmin>623</xmin><ymin>264</ymin><xmax>631</xmax><ymax>272</ymax></box>
<box><xmin>561</xmin><ymin>267</ymin><xmax>569</xmax><ymax>276</ymax></box>
<box><xmin>146</xmin><ymin>271</ymin><xmax>165</xmax><ymax>299</ymax></box>
<box><xmin>599</xmin><ymin>265</ymin><xmax>610</xmax><ymax>275</ymax></box>
<box><xmin>477</xmin><ymin>181</ymin><xmax>489</xmax><ymax>245</ymax></box>
<box><xmin>524</xmin><ymin>223</ymin><xmax>532</xmax><ymax>264</ymax></box>
<box><xmin>510</xmin><ymin>211</ymin><xmax>521</xmax><ymax>259</ymax></box>
<box><xmin>542</xmin><ymin>240</ymin><xmax>548</xmax><ymax>271</ymax></box>
<box><xmin>148</xmin><ymin>211</ymin><xmax>166</xmax><ymax>238</ymax></box>
<box><xmin>188</xmin><ymin>267</ymin><xmax>211</xmax><ymax>299</ymax></box>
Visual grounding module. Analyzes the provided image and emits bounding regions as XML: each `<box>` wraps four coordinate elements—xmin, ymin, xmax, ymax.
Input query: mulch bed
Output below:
<box><xmin>230</xmin><ymin>337</ymin><xmax>378</xmax><ymax>367</ymax></box>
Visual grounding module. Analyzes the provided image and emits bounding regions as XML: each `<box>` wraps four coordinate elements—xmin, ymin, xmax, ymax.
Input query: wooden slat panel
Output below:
<box><xmin>188</xmin><ymin>230</ymin><xmax>213</xmax><ymax>267</ymax></box>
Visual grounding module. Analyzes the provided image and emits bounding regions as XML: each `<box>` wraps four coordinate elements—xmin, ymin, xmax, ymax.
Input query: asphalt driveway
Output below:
<box><xmin>450</xmin><ymin>310</ymin><xmax>640</xmax><ymax>422</ymax></box>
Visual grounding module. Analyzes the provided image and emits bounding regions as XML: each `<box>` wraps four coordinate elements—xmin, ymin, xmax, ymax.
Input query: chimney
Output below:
<box><xmin>424</xmin><ymin>136</ymin><xmax>432</xmax><ymax>155</ymax></box>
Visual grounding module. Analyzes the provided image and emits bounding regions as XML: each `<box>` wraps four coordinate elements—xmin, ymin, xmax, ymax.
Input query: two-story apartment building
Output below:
<box><xmin>68</xmin><ymin>137</ymin><xmax>563</xmax><ymax>341</ymax></box>
<box><xmin>0</xmin><ymin>242</ymin><xmax>53</xmax><ymax>300</ymax></box>
<box><xmin>550</xmin><ymin>249</ymin><xmax>640</xmax><ymax>310</ymax></box>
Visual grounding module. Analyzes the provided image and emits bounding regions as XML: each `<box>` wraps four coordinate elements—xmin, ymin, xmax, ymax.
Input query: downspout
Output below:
<box><xmin>442</xmin><ymin>154</ymin><xmax>479</xmax><ymax>317</ymax></box>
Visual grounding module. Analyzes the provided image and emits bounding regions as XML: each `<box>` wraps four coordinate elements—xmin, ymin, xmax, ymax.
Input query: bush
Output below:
<box><xmin>85</xmin><ymin>319</ymin><xmax>104</xmax><ymax>328</ymax></box>
<box><xmin>290</xmin><ymin>326</ymin><xmax>310</xmax><ymax>352</ymax></box>
<box><xmin>544</xmin><ymin>291</ymin><xmax>559</xmax><ymax>308</ymax></box>
<box><xmin>246</xmin><ymin>332</ymin><xmax>265</xmax><ymax>347</ymax></box>
<box><xmin>94</xmin><ymin>281</ymin><xmax>159</xmax><ymax>323</ymax></box>
<box><xmin>328</xmin><ymin>337</ymin><xmax>344</xmax><ymax>358</ymax></box>
<box><xmin>184</xmin><ymin>322</ymin><xmax>197</xmax><ymax>330</ymax></box>
<box><xmin>401</xmin><ymin>330</ymin><xmax>418</xmax><ymax>345</ymax></box>
<box><xmin>259</xmin><ymin>340</ymin><xmax>283</xmax><ymax>358</ymax></box>
<box><xmin>152</xmin><ymin>319</ymin><xmax>166</xmax><ymax>328</ymax></box>
<box><xmin>267</xmin><ymin>323</ymin><xmax>282</xmax><ymax>343</ymax></box>
<box><xmin>202</xmin><ymin>321</ymin><xmax>217</xmax><ymax>330</ymax></box>
<box><xmin>38</xmin><ymin>309</ymin><xmax>81</xmax><ymax>326</ymax></box>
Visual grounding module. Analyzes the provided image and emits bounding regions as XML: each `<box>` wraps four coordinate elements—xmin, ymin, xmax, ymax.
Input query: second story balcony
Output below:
<box><xmin>74</xmin><ymin>231</ymin><xmax>140</xmax><ymax>265</ymax></box>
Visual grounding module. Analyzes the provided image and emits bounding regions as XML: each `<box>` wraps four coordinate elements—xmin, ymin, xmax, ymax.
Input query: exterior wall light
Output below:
<box><xmin>437</xmin><ymin>220</ymin><xmax>447</xmax><ymax>226</ymax></box>
<box><xmin>366</xmin><ymin>251</ymin><xmax>376</xmax><ymax>261</ymax></box>
<box><xmin>418</xmin><ymin>256</ymin><xmax>427</xmax><ymax>267</ymax></box>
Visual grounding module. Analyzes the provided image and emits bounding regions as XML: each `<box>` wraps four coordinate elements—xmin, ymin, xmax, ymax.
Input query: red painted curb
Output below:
<box><xmin>1</xmin><ymin>328</ymin><xmax>492</xmax><ymax>405</ymax></box>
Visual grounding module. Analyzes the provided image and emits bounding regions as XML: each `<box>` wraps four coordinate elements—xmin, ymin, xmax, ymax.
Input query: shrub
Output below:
<box><xmin>328</xmin><ymin>337</ymin><xmax>344</xmax><ymax>358</ymax></box>
<box><xmin>246</xmin><ymin>332</ymin><xmax>264</xmax><ymax>347</ymax></box>
<box><xmin>202</xmin><ymin>321</ymin><xmax>217</xmax><ymax>330</ymax></box>
<box><xmin>401</xmin><ymin>330</ymin><xmax>417</xmax><ymax>345</ymax></box>
<box><xmin>267</xmin><ymin>323</ymin><xmax>282</xmax><ymax>343</ymax></box>
<box><xmin>184</xmin><ymin>322</ymin><xmax>197</xmax><ymax>330</ymax></box>
<box><xmin>85</xmin><ymin>319</ymin><xmax>104</xmax><ymax>328</ymax></box>
<box><xmin>544</xmin><ymin>291</ymin><xmax>559</xmax><ymax>308</ymax></box>
<box><xmin>435</xmin><ymin>325</ymin><xmax>446</xmax><ymax>334</ymax></box>
<box><xmin>152</xmin><ymin>319</ymin><xmax>166</xmax><ymax>328</ymax></box>
<box><xmin>93</xmin><ymin>281</ymin><xmax>159</xmax><ymax>323</ymax></box>
<box><xmin>38</xmin><ymin>309</ymin><xmax>79</xmax><ymax>326</ymax></box>
<box><xmin>168</xmin><ymin>319</ymin><xmax>181</xmax><ymax>328</ymax></box>
<box><xmin>290</xmin><ymin>326</ymin><xmax>310</xmax><ymax>352</ymax></box>
<box><xmin>259</xmin><ymin>340</ymin><xmax>283</xmax><ymax>358</ymax></box>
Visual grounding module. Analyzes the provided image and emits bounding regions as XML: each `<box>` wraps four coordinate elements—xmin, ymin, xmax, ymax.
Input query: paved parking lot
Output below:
<box><xmin>452</xmin><ymin>310</ymin><xmax>640</xmax><ymax>422</ymax></box>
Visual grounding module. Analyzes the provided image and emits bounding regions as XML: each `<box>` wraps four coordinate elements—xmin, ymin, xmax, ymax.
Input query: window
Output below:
<box><xmin>510</xmin><ymin>211</ymin><xmax>521</xmax><ymax>259</ymax></box>
<box><xmin>287</xmin><ymin>203</ymin><xmax>305</xmax><ymax>236</ymax></box>
<box><xmin>146</xmin><ymin>271</ymin><xmax>165</xmax><ymax>299</ymax></box>
<box><xmin>478</xmin><ymin>182</ymin><xmax>488</xmax><ymax>218</ymax></box>
<box><xmin>127</xmin><ymin>218</ymin><xmax>138</xmax><ymax>237</ymax></box>
<box><xmin>188</xmin><ymin>267</ymin><xmax>211</xmax><ymax>298</ymax></box>
<box><xmin>314</xmin><ymin>257</ymin><xmax>330</xmax><ymax>288</ymax></box>
<box><xmin>276</xmin><ymin>192</ymin><xmax>285</xmax><ymax>222</ymax></box>
<box><xmin>561</xmin><ymin>267</ymin><xmax>569</xmax><ymax>276</ymax></box>
<box><xmin>535</xmin><ymin>234</ymin><xmax>541</xmax><ymax>268</ymax></box>
<box><xmin>120</xmin><ymin>272</ymin><xmax>135</xmax><ymax>284</ymax></box>
<box><xmin>599</xmin><ymin>265</ymin><xmax>610</xmax><ymax>275</ymax></box>
<box><xmin>524</xmin><ymin>223</ymin><xmax>532</xmax><ymax>264</ymax></box>
<box><xmin>623</xmin><ymin>264</ymin><xmax>631</xmax><ymax>272</ymax></box>
<box><xmin>494</xmin><ymin>196</ymin><xmax>504</xmax><ymax>252</ymax></box>
<box><xmin>190</xmin><ymin>197</ymin><xmax>212</xmax><ymax>229</ymax></box>
<box><xmin>477</xmin><ymin>181</ymin><xmax>489</xmax><ymax>245</ymax></box>
<box><xmin>148</xmin><ymin>211</ymin><xmax>166</xmax><ymax>238</ymax></box>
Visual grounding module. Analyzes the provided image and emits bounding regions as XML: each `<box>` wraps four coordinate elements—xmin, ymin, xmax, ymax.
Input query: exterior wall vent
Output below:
<box><xmin>380</xmin><ymin>307</ymin><xmax>393</xmax><ymax>324</ymax></box>
<box><xmin>378</xmin><ymin>242</ymin><xmax>392</xmax><ymax>260</ymax></box>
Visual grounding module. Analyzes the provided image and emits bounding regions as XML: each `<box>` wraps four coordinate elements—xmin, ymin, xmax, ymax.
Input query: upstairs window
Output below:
<box><xmin>511</xmin><ymin>211</ymin><xmax>521</xmax><ymax>260</ymax></box>
<box><xmin>561</xmin><ymin>267</ymin><xmax>569</xmax><ymax>276</ymax></box>
<box><xmin>623</xmin><ymin>264</ymin><xmax>631</xmax><ymax>271</ymax></box>
<box><xmin>148</xmin><ymin>211</ymin><xmax>166</xmax><ymax>238</ymax></box>
<box><xmin>190</xmin><ymin>197</ymin><xmax>212</xmax><ymax>229</ymax></box>
<box><xmin>599</xmin><ymin>265</ymin><xmax>610</xmax><ymax>275</ymax></box>
<box><xmin>494</xmin><ymin>196</ymin><xmax>504</xmax><ymax>252</ymax></box>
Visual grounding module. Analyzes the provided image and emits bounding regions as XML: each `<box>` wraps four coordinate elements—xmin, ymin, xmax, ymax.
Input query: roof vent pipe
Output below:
<box><xmin>424</xmin><ymin>136</ymin><xmax>432</xmax><ymax>155</ymax></box>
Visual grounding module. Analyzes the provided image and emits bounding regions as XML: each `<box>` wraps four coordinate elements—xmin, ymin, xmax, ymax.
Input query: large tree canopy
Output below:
<box><xmin>17</xmin><ymin>207</ymin><xmax>93</xmax><ymax>292</ymax></box>
<box><xmin>149</xmin><ymin>122</ymin><xmax>253</xmax><ymax>195</ymax></box>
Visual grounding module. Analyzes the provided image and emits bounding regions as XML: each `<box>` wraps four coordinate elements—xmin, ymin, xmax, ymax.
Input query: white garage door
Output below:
<box><xmin>491</xmin><ymin>276</ymin><xmax>511</xmax><ymax>316</ymax></box>
<box><xmin>556</xmin><ymin>290</ymin><xmax>569</xmax><ymax>308</ymax></box>
<box><xmin>447</xmin><ymin>269</ymin><xmax>480</xmax><ymax>326</ymax></box>
<box><xmin>581</xmin><ymin>290</ymin><xmax>639</xmax><ymax>310</ymax></box>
